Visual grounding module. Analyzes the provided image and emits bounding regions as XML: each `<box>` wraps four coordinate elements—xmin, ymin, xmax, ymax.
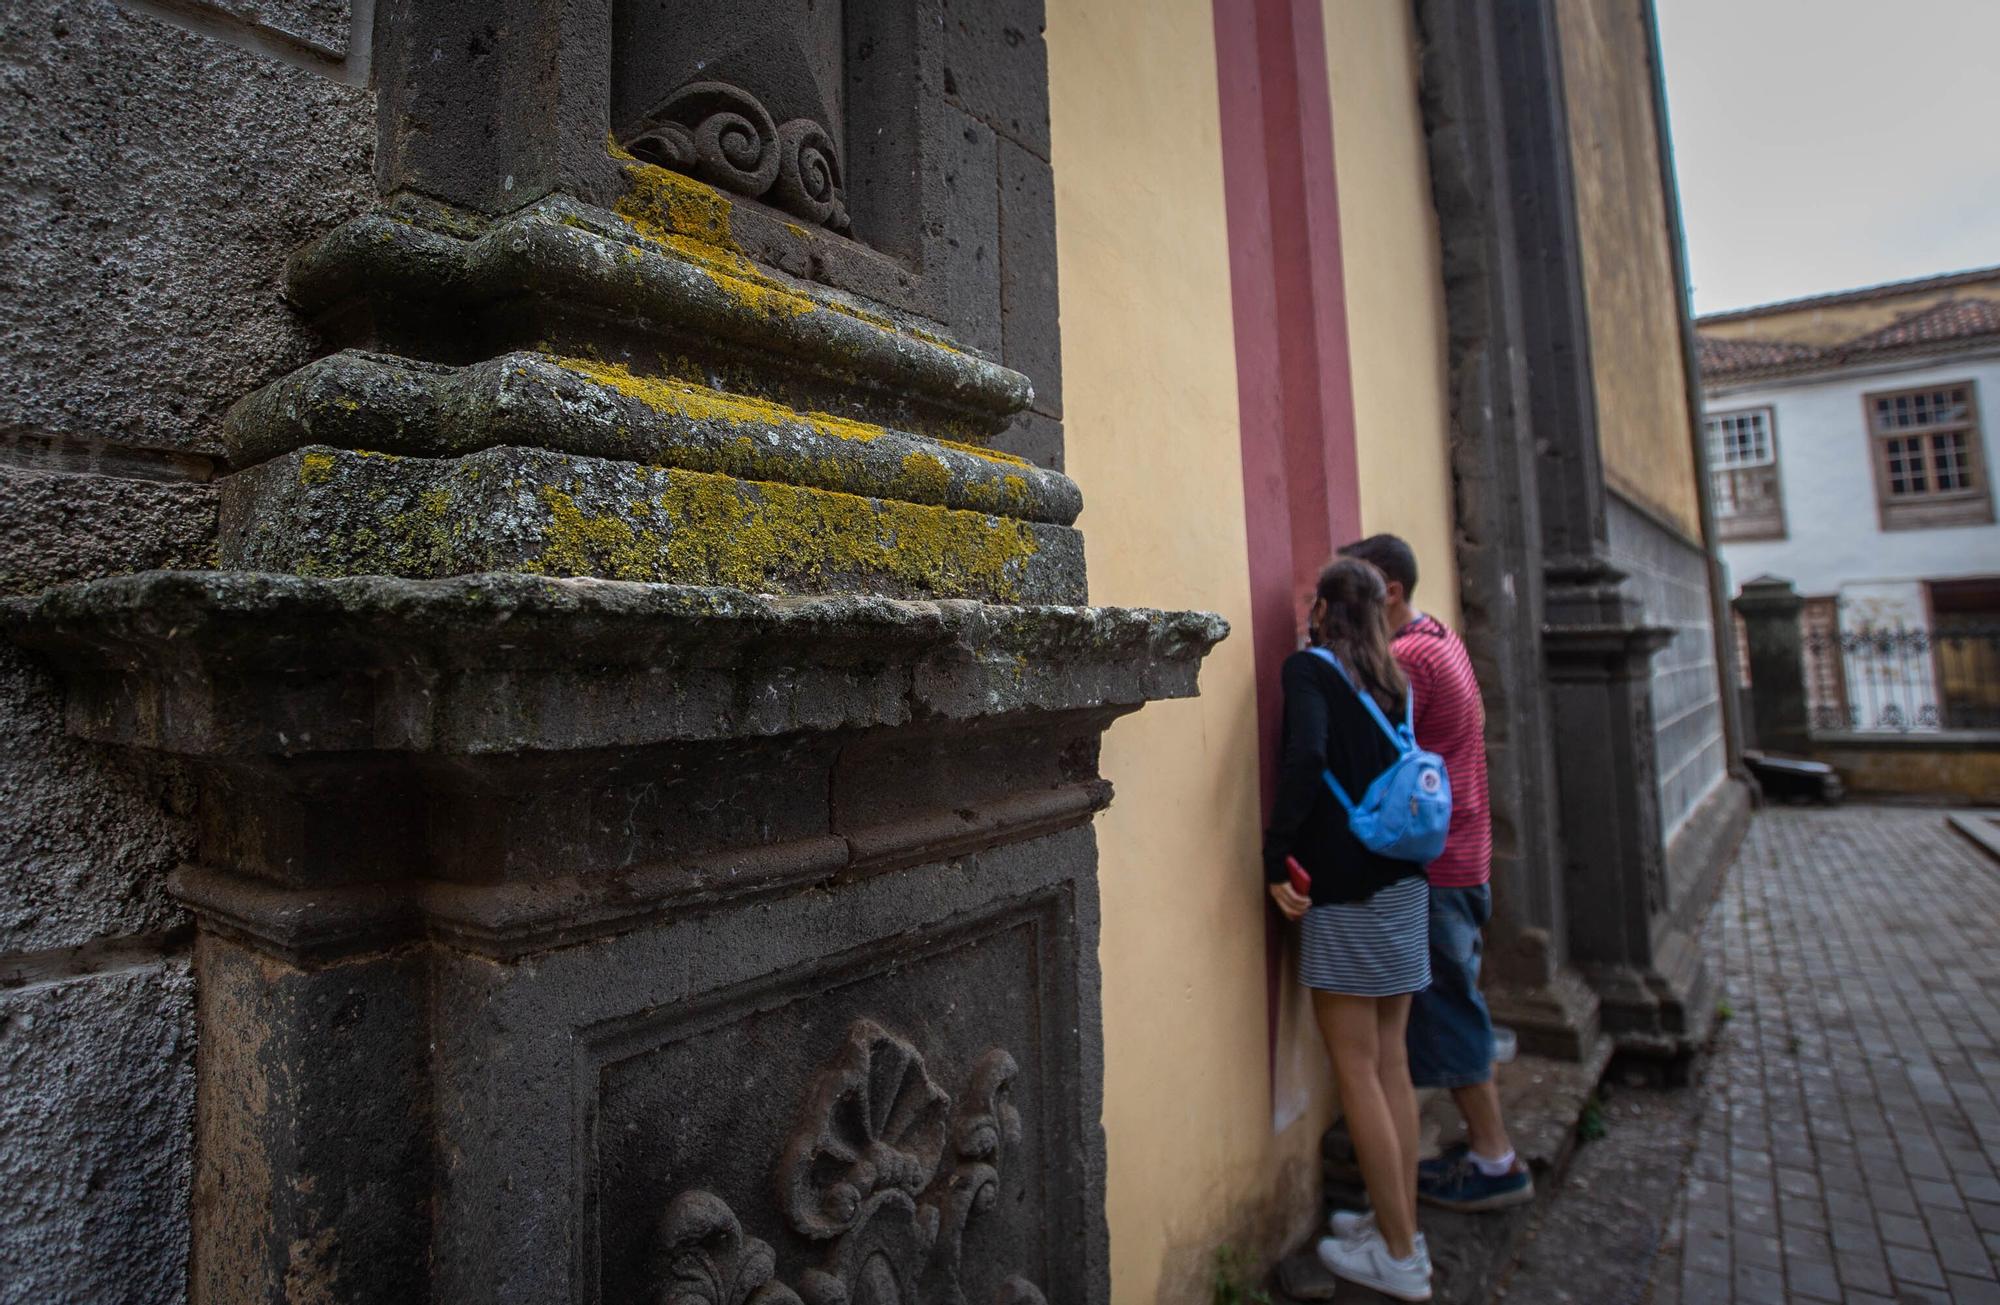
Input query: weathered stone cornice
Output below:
<box><xmin>1541</xmin><ymin>620</ymin><xmax>1675</xmax><ymax>681</ymax></box>
<box><xmin>218</xmin><ymin>444</ymin><xmax>1085</xmax><ymax>602</ymax></box>
<box><xmin>286</xmin><ymin>194</ymin><xmax>1032</xmax><ymax>436</ymax></box>
<box><xmin>3</xmin><ymin>571</ymin><xmax>1226</xmax><ymax>758</ymax></box>
<box><xmin>223</xmin><ymin>350</ymin><xmax>1082</xmax><ymax>525</ymax></box>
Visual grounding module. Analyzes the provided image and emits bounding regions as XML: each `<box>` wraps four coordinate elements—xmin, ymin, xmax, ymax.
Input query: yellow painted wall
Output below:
<box><xmin>1324</xmin><ymin>0</ymin><xmax>1461</xmax><ymax>629</ymax></box>
<box><xmin>1700</xmin><ymin>270</ymin><xmax>2000</xmax><ymax>345</ymax></box>
<box><xmin>1049</xmin><ymin>0</ymin><xmax>1333</xmax><ymax>1298</ymax></box>
<box><xmin>1556</xmin><ymin>0</ymin><xmax>1704</xmax><ymax>539</ymax></box>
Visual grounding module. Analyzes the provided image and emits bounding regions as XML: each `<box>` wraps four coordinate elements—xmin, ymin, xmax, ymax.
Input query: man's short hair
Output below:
<box><xmin>1338</xmin><ymin>533</ymin><xmax>1418</xmax><ymax>599</ymax></box>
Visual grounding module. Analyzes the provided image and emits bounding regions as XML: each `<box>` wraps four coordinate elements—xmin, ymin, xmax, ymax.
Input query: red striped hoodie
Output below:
<box><xmin>1393</xmin><ymin>614</ymin><xmax>1492</xmax><ymax>888</ymax></box>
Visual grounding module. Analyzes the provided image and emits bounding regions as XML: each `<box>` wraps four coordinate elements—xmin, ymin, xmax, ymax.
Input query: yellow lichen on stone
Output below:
<box><xmin>614</xmin><ymin>160</ymin><xmax>738</xmax><ymax>252</ymax></box>
<box><xmin>299</xmin><ymin>451</ymin><xmax>336</xmax><ymax>486</ymax></box>
<box><xmin>691</xmin><ymin>264</ymin><xmax>818</xmax><ymax>322</ymax></box>
<box><xmin>896</xmin><ymin>450</ymin><xmax>952</xmax><ymax>502</ymax></box>
<box><xmin>650</xmin><ymin>473</ymin><xmax>1041</xmax><ymax>599</ymax></box>
<box><xmin>550</xmin><ymin>358</ymin><xmax>1034</xmax><ymax>484</ymax></box>
<box><xmin>517</xmin><ymin>464</ymin><xmax>1039</xmax><ymax>598</ymax></box>
<box><xmin>533</xmin><ymin>485</ymin><xmax>663</xmax><ymax>581</ymax></box>
<box><xmin>418</xmin><ymin>488</ymin><xmax>451</xmax><ymax>517</ymax></box>
<box><xmin>550</xmin><ymin>357</ymin><xmax>885</xmax><ymax>444</ymax></box>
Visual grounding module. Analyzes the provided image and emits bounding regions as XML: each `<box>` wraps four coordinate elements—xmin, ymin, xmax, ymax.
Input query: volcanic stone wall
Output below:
<box><xmin>0</xmin><ymin>3</ymin><xmax>373</xmax><ymax>1297</ymax></box>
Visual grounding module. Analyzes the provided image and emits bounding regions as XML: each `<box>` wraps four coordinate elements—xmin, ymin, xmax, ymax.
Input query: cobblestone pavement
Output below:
<box><xmin>1673</xmin><ymin>805</ymin><xmax>2000</xmax><ymax>1304</ymax></box>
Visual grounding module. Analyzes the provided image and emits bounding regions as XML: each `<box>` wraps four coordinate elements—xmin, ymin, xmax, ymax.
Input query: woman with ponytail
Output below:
<box><xmin>1262</xmin><ymin>557</ymin><xmax>1433</xmax><ymax>1300</ymax></box>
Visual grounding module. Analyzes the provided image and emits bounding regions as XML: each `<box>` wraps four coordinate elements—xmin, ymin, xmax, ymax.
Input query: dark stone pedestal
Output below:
<box><xmin>0</xmin><ymin>7</ymin><xmax>1212</xmax><ymax>1295</ymax></box>
<box><xmin>6</xmin><ymin>573</ymin><xmax>1222</xmax><ymax>1301</ymax></box>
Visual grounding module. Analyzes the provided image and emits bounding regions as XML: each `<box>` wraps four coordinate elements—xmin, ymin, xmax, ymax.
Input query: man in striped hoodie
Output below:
<box><xmin>1339</xmin><ymin>535</ymin><xmax>1533</xmax><ymax>1213</ymax></box>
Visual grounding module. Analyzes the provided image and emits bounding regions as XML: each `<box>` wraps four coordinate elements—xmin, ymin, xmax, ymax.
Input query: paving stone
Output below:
<box><xmin>1731</xmin><ymin>1261</ymin><xmax>1786</xmax><ymax>1304</ymax></box>
<box><xmin>1878</xmin><ymin>1210</ymin><xmax>1931</xmax><ymax>1249</ymax></box>
<box><xmin>1924</xmin><ymin>1204</ymin><xmax>1981</xmax><ymax>1243</ymax></box>
<box><xmin>1950</xmin><ymin>1274</ymin><xmax>2000</xmax><ymax>1304</ymax></box>
<box><xmin>1782</xmin><ymin>1254</ymin><xmax>1842</xmax><ymax>1302</ymax></box>
<box><xmin>1871</xmin><ymin>1181</ymin><xmax>1920</xmax><ymax>1215</ymax></box>
<box><xmin>1935</xmin><ymin>1231</ymin><xmax>1998</xmax><ymax>1278</ymax></box>
<box><xmin>1774</xmin><ymin>1165</ymin><xmax>1819</xmax><ymax>1198</ymax></box>
<box><xmin>1837</xmin><ymin>1249</ymin><xmax>1893</xmax><ymax>1295</ymax></box>
<box><xmin>1912</xmin><ymin>1176</ymin><xmax>1965</xmax><ymax>1210</ymax></box>
<box><xmin>1778</xmin><ymin>1192</ymin><xmax>1827</xmax><ymax>1231</ymax></box>
<box><xmin>1832</xmin><ymin>1216</ymin><xmax>1880</xmax><ymax>1256</ymax></box>
<box><xmin>1678</xmin><ymin>1268</ymin><xmax>1731</xmax><ymax>1305</ymax></box>
<box><xmin>1885</xmin><ymin>1241</ymin><xmax>1948</xmax><ymax>1288</ymax></box>
<box><xmin>1891</xmin><ymin>1287</ymin><xmax>1954</xmax><ymax>1305</ymax></box>
<box><xmin>1732</xmin><ymin>1227</ymin><xmax>1783</xmax><ymax>1270</ymax></box>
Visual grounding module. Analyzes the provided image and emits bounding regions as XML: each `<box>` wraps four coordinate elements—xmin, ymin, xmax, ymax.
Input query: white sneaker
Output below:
<box><xmin>1326</xmin><ymin>1208</ymin><xmax>1374</xmax><ymax>1238</ymax></box>
<box><xmin>1314</xmin><ymin>1228</ymin><xmax>1433</xmax><ymax>1302</ymax></box>
<box><xmin>1325</xmin><ymin>1209</ymin><xmax>1429</xmax><ymax>1253</ymax></box>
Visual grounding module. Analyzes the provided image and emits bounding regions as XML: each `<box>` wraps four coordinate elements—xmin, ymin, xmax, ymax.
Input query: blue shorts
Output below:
<box><xmin>1407</xmin><ymin>883</ymin><xmax>1495</xmax><ymax>1089</ymax></box>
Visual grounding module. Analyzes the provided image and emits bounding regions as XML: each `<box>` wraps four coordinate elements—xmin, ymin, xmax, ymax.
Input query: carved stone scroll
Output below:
<box><xmin>654</xmin><ymin>1191</ymin><xmax>804</xmax><ymax>1305</ymax></box>
<box><xmin>625</xmin><ymin>81</ymin><xmax>851</xmax><ymax>232</ymax></box>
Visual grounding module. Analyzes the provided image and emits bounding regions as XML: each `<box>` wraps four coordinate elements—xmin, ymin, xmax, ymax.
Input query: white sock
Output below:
<box><xmin>1470</xmin><ymin>1147</ymin><xmax>1516</xmax><ymax>1177</ymax></box>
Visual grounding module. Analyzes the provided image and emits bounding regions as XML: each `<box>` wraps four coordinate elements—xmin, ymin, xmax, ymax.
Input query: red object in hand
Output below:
<box><xmin>1286</xmin><ymin>856</ymin><xmax>1312</xmax><ymax>897</ymax></box>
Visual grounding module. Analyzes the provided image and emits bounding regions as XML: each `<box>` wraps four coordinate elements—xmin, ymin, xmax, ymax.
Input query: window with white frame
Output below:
<box><xmin>1704</xmin><ymin>407</ymin><xmax>1784</xmax><ymax>540</ymax></box>
<box><xmin>1865</xmin><ymin>382</ymin><xmax>1994</xmax><ymax>529</ymax></box>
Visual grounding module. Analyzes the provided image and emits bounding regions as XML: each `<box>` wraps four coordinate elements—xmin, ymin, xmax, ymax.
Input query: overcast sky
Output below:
<box><xmin>1655</xmin><ymin>0</ymin><xmax>2000</xmax><ymax>316</ymax></box>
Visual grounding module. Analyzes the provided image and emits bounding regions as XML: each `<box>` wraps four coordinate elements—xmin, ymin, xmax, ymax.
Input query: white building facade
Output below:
<box><xmin>1699</xmin><ymin>275</ymin><xmax>2000</xmax><ymax>732</ymax></box>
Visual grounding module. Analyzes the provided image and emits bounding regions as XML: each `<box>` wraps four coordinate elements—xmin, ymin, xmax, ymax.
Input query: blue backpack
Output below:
<box><xmin>1305</xmin><ymin>647</ymin><xmax>1453</xmax><ymax>864</ymax></box>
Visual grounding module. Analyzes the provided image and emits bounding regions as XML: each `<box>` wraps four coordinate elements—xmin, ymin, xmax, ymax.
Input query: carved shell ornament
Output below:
<box><xmin>781</xmin><ymin>1019</ymin><xmax>951</xmax><ymax>1237</ymax></box>
<box><xmin>624</xmin><ymin>81</ymin><xmax>852</xmax><ymax>233</ymax></box>
<box><xmin>651</xmin><ymin>1019</ymin><xmax>1047</xmax><ymax>1305</ymax></box>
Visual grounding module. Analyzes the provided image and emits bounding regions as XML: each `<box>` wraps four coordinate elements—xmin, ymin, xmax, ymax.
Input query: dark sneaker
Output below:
<box><xmin>1417</xmin><ymin>1141</ymin><xmax>1471</xmax><ymax>1185</ymax></box>
<box><xmin>1418</xmin><ymin>1151</ymin><xmax>1535</xmax><ymax>1212</ymax></box>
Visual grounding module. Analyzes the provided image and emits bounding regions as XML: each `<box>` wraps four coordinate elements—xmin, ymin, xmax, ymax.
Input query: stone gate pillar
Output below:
<box><xmin>1732</xmin><ymin>576</ymin><xmax>1810</xmax><ymax>754</ymax></box>
<box><xmin>2</xmin><ymin>4</ymin><xmax>1220</xmax><ymax>1301</ymax></box>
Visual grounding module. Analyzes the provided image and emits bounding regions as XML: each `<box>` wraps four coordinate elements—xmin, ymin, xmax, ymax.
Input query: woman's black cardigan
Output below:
<box><xmin>1260</xmin><ymin>648</ymin><xmax>1426</xmax><ymax>906</ymax></box>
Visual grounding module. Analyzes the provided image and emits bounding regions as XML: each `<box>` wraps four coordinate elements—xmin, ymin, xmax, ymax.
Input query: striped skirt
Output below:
<box><xmin>1297</xmin><ymin>875</ymin><xmax>1431</xmax><ymax>996</ymax></box>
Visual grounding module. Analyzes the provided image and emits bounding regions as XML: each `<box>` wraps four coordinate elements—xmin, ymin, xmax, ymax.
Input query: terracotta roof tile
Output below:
<box><xmin>1697</xmin><ymin>296</ymin><xmax>2000</xmax><ymax>383</ymax></box>
<box><xmin>1696</xmin><ymin>335</ymin><xmax>1826</xmax><ymax>377</ymax></box>
<box><xmin>1845</xmin><ymin>296</ymin><xmax>2000</xmax><ymax>350</ymax></box>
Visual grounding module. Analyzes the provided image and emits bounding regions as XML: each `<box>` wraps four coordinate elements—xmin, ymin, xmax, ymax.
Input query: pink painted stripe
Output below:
<box><xmin>1212</xmin><ymin>0</ymin><xmax>1364</xmax><ymax>1074</ymax></box>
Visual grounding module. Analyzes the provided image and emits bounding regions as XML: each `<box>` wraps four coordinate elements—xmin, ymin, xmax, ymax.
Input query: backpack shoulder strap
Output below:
<box><xmin>1306</xmin><ymin>647</ymin><xmax>1411</xmax><ymax>754</ymax></box>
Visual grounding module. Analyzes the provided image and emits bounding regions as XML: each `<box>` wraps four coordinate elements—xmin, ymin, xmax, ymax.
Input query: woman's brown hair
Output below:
<box><xmin>1309</xmin><ymin>557</ymin><xmax>1409</xmax><ymax>715</ymax></box>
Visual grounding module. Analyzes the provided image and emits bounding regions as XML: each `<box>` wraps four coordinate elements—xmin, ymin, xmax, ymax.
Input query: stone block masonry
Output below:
<box><xmin>0</xmin><ymin>961</ymin><xmax>195</xmax><ymax>1304</ymax></box>
<box><xmin>0</xmin><ymin>0</ymin><xmax>375</xmax><ymax>456</ymax></box>
<box><xmin>0</xmin><ymin>1</ymin><xmax>373</xmax><ymax>1299</ymax></box>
